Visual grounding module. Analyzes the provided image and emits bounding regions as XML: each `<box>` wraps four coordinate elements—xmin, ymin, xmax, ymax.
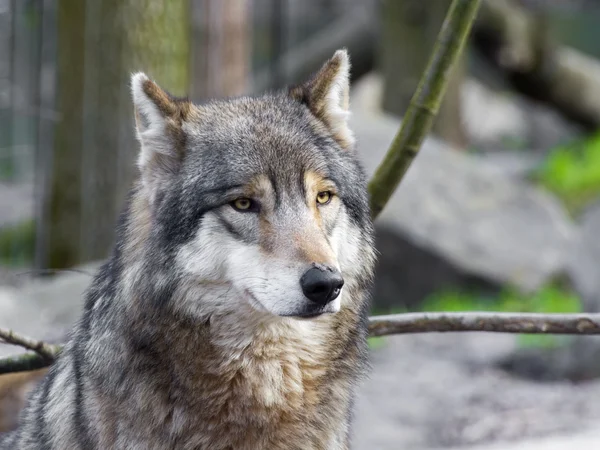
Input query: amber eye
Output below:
<box><xmin>232</xmin><ymin>198</ymin><xmax>253</xmax><ymax>211</ymax></box>
<box><xmin>316</xmin><ymin>191</ymin><xmax>332</xmax><ymax>205</ymax></box>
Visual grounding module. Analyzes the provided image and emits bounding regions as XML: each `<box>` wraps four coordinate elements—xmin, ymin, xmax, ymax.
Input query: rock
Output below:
<box><xmin>496</xmin><ymin>336</ymin><xmax>600</xmax><ymax>383</ymax></box>
<box><xmin>567</xmin><ymin>200</ymin><xmax>600</xmax><ymax>312</ymax></box>
<box><xmin>461</xmin><ymin>77</ymin><xmax>580</xmax><ymax>154</ymax></box>
<box><xmin>471</xmin><ymin>151</ymin><xmax>542</xmax><ymax>180</ymax></box>
<box><xmin>373</xmin><ymin>225</ymin><xmax>499</xmax><ymax>310</ymax></box>
<box><xmin>353</xmin><ymin>72</ymin><xmax>579</xmax><ymax>156</ymax></box>
<box><xmin>0</xmin><ymin>182</ymin><xmax>34</xmax><ymax>228</ymax></box>
<box><xmin>348</xmin><ymin>92</ymin><xmax>576</xmax><ymax>309</ymax></box>
<box><xmin>439</xmin><ymin>429</ymin><xmax>600</xmax><ymax>450</ymax></box>
<box><xmin>0</xmin><ymin>262</ymin><xmax>100</xmax><ymax>358</ymax></box>
<box><xmin>352</xmin><ymin>333</ymin><xmax>600</xmax><ymax>449</ymax></box>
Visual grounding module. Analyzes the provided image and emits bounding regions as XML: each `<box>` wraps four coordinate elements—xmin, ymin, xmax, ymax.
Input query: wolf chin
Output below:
<box><xmin>0</xmin><ymin>49</ymin><xmax>376</xmax><ymax>449</ymax></box>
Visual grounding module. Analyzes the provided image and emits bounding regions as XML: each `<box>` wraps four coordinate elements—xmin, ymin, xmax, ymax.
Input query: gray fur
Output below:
<box><xmin>1</xmin><ymin>50</ymin><xmax>376</xmax><ymax>450</ymax></box>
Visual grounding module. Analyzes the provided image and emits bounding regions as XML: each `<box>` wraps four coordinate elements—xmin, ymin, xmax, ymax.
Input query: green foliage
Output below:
<box><xmin>423</xmin><ymin>285</ymin><xmax>581</xmax><ymax>314</ymax></box>
<box><xmin>0</xmin><ymin>157</ymin><xmax>16</xmax><ymax>181</ymax></box>
<box><xmin>367</xmin><ymin>336</ymin><xmax>387</xmax><ymax>351</ymax></box>
<box><xmin>535</xmin><ymin>132</ymin><xmax>600</xmax><ymax>214</ymax></box>
<box><xmin>0</xmin><ymin>220</ymin><xmax>36</xmax><ymax>267</ymax></box>
<box><xmin>422</xmin><ymin>285</ymin><xmax>582</xmax><ymax>348</ymax></box>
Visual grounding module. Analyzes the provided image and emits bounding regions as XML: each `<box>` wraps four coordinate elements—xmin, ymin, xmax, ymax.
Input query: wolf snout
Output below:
<box><xmin>300</xmin><ymin>266</ymin><xmax>344</xmax><ymax>306</ymax></box>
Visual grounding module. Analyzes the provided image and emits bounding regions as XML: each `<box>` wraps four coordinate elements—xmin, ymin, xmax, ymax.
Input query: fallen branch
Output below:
<box><xmin>368</xmin><ymin>312</ymin><xmax>600</xmax><ymax>337</ymax></box>
<box><xmin>368</xmin><ymin>0</ymin><xmax>482</xmax><ymax>218</ymax></box>
<box><xmin>3</xmin><ymin>311</ymin><xmax>600</xmax><ymax>374</ymax></box>
<box><xmin>0</xmin><ymin>352</ymin><xmax>54</xmax><ymax>375</ymax></box>
<box><xmin>0</xmin><ymin>328</ymin><xmax>60</xmax><ymax>361</ymax></box>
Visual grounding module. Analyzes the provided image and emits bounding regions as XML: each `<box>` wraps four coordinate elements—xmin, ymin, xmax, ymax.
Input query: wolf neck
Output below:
<box><xmin>123</xmin><ymin>284</ymin><xmax>338</xmax><ymax>394</ymax></box>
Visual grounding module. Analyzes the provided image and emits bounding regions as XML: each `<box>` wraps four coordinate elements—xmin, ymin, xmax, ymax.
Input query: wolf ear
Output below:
<box><xmin>130</xmin><ymin>72</ymin><xmax>191</xmax><ymax>203</ymax></box>
<box><xmin>289</xmin><ymin>49</ymin><xmax>354</xmax><ymax>149</ymax></box>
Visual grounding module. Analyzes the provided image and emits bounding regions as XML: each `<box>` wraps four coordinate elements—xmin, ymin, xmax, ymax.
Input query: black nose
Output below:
<box><xmin>300</xmin><ymin>266</ymin><xmax>344</xmax><ymax>306</ymax></box>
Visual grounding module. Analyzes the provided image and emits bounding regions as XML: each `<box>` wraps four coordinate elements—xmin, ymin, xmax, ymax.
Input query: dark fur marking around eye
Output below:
<box><xmin>214</xmin><ymin>211</ymin><xmax>243</xmax><ymax>240</ymax></box>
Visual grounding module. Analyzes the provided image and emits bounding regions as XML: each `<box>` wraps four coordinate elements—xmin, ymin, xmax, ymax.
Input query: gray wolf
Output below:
<box><xmin>0</xmin><ymin>49</ymin><xmax>376</xmax><ymax>449</ymax></box>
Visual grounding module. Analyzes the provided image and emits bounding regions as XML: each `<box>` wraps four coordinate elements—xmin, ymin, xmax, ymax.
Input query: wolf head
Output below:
<box><xmin>129</xmin><ymin>49</ymin><xmax>374</xmax><ymax>321</ymax></box>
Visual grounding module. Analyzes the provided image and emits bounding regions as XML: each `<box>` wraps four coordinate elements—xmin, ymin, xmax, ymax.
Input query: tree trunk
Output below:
<box><xmin>45</xmin><ymin>0</ymin><xmax>87</xmax><ymax>269</ymax></box>
<box><xmin>191</xmin><ymin>0</ymin><xmax>251</xmax><ymax>100</ymax></box>
<box><xmin>44</xmin><ymin>0</ymin><xmax>191</xmax><ymax>269</ymax></box>
<box><xmin>379</xmin><ymin>0</ymin><xmax>467</xmax><ymax>148</ymax></box>
<box><xmin>78</xmin><ymin>0</ymin><xmax>124</xmax><ymax>264</ymax></box>
<box><xmin>116</xmin><ymin>0</ymin><xmax>191</xmax><ymax>213</ymax></box>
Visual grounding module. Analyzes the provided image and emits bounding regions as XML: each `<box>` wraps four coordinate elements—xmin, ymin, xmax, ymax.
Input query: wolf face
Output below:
<box><xmin>130</xmin><ymin>50</ymin><xmax>373</xmax><ymax>321</ymax></box>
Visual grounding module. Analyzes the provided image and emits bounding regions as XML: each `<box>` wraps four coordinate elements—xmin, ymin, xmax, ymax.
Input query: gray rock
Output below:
<box><xmin>352</xmin><ymin>334</ymin><xmax>600</xmax><ymax>449</ymax></box>
<box><xmin>567</xmin><ymin>200</ymin><xmax>600</xmax><ymax>312</ymax></box>
<box><xmin>462</xmin><ymin>77</ymin><xmax>580</xmax><ymax>155</ymax></box>
<box><xmin>496</xmin><ymin>336</ymin><xmax>600</xmax><ymax>383</ymax></box>
<box><xmin>0</xmin><ymin>182</ymin><xmax>34</xmax><ymax>228</ymax></box>
<box><xmin>353</xmin><ymin>73</ymin><xmax>579</xmax><ymax>158</ymax></box>
<box><xmin>0</xmin><ymin>263</ymin><xmax>99</xmax><ymax>358</ymax></box>
<box><xmin>372</xmin><ymin>225</ymin><xmax>499</xmax><ymax>310</ymax></box>
<box><xmin>349</xmin><ymin>92</ymin><xmax>576</xmax><ymax>309</ymax></box>
<box><xmin>500</xmin><ymin>200</ymin><xmax>600</xmax><ymax>381</ymax></box>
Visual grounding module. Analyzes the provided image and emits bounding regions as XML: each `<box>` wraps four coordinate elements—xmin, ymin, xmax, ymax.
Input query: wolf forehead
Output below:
<box><xmin>180</xmin><ymin>96</ymin><xmax>350</xmax><ymax>183</ymax></box>
<box><xmin>132</xmin><ymin>49</ymin><xmax>359</xmax><ymax>183</ymax></box>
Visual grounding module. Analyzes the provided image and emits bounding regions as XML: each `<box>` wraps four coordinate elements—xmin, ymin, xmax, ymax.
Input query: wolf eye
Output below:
<box><xmin>316</xmin><ymin>191</ymin><xmax>332</xmax><ymax>205</ymax></box>
<box><xmin>231</xmin><ymin>198</ymin><xmax>257</xmax><ymax>212</ymax></box>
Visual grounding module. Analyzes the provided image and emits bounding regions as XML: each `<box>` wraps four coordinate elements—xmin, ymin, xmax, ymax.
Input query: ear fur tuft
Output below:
<box><xmin>130</xmin><ymin>72</ymin><xmax>190</xmax><ymax>204</ymax></box>
<box><xmin>290</xmin><ymin>48</ymin><xmax>354</xmax><ymax>149</ymax></box>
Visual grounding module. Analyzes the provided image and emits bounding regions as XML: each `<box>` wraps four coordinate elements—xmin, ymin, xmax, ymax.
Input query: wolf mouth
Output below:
<box><xmin>283</xmin><ymin>306</ymin><xmax>332</xmax><ymax>320</ymax></box>
<box><xmin>292</xmin><ymin>311</ymin><xmax>328</xmax><ymax>319</ymax></box>
<box><xmin>242</xmin><ymin>289</ymin><xmax>329</xmax><ymax>319</ymax></box>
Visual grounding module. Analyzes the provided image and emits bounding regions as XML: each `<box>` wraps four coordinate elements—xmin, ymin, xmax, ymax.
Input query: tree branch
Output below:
<box><xmin>2</xmin><ymin>312</ymin><xmax>600</xmax><ymax>374</ymax></box>
<box><xmin>0</xmin><ymin>352</ymin><xmax>55</xmax><ymax>375</ymax></box>
<box><xmin>0</xmin><ymin>328</ymin><xmax>60</xmax><ymax>361</ymax></box>
<box><xmin>368</xmin><ymin>312</ymin><xmax>600</xmax><ymax>337</ymax></box>
<box><xmin>368</xmin><ymin>0</ymin><xmax>482</xmax><ymax>218</ymax></box>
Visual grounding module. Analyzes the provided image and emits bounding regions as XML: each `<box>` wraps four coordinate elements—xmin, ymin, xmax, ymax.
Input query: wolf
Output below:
<box><xmin>0</xmin><ymin>49</ymin><xmax>376</xmax><ymax>449</ymax></box>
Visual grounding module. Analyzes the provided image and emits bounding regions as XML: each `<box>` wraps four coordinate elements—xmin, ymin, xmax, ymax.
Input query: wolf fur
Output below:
<box><xmin>0</xmin><ymin>49</ymin><xmax>376</xmax><ymax>449</ymax></box>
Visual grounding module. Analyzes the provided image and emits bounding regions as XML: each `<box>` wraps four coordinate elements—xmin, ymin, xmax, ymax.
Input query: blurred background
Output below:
<box><xmin>2</xmin><ymin>0</ymin><xmax>600</xmax><ymax>448</ymax></box>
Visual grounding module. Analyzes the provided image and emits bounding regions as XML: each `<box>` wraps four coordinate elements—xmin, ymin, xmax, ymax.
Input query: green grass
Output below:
<box><xmin>0</xmin><ymin>155</ymin><xmax>17</xmax><ymax>181</ymax></box>
<box><xmin>0</xmin><ymin>219</ymin><xmax>36</xmax><ymax>267</ymax></box>
<box><xmin>422</xmin><ymin>285</ymin><xmax>582</xmax><ymax>348</ymax></box>
<box><xmin>367</xmin><ymin>336</ymin><xmax>387</xmax><ymax>351</ymax></box>
<box><xmin>535</xmin><ymin>131</ymin><xmax>600</xmax><ymax>214</ymax></box>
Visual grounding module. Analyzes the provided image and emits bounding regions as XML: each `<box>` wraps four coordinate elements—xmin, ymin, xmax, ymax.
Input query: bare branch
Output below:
<box><xmin>368</xmin><ymin>0</ymin><xmax>482</xmax><ymax>218</ymax></box>
<box><xmin>0</xmin><ymin>328</ymin><xmax>60</xmax><ymax>361</ymax></box>
<box><xmin>2</xmin><ymin>312</ymin><xmax>600</xmax><ymax>374</ymax></box>
<box><xmin>0</xmin><ymin>352</ymin><xmax>55</xmax><ymax>375</ymax></box>
<box><xmin>368</xmin><ymin>312</ymin><xmax>600</xmax><ymax>337</ymax></box>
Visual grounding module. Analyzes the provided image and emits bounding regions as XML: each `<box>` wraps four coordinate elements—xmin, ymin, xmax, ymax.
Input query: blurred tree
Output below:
<box><xmin>44</xmin><ymin>0</ymin><xmax>87</xmax><ymax>270</ymax></box>
<box><xmin>116</xmin><ymin>0</ymin><xmax>191</xmax><ymax>219</ymax></box>
<box><xmin>190</xmin><ymin>0</ymin><xmax>251</xmax><ymax>100</ymax></box>
<box><xmin>45</xmin><ymin>0</ymin><xmax>190</xmax><ymax>269</ymax></box>
<box><xmin>379</xmin><ymin>0</ymin><xmax>467</xmax><ymax>149</ymax></box>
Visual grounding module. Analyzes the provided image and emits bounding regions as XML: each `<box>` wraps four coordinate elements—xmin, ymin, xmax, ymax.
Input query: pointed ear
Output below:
<box><xmin>130</xmin><ymin>72</ymin><xmax>192</xmax><ymax>203</ymax></box>
<box><xmin>289</xmin><ymin>49</ymin><xmax>354</xmax><ymax>149</ymax></box>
